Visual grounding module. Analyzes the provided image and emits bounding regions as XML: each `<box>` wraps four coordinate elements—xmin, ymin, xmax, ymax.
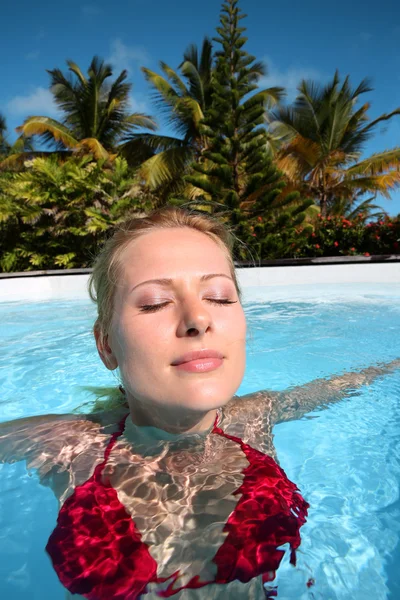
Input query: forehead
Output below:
<box><xmin>118</xmin><ymin>227</ymin><xmax>231</xmax><ymax>282</ymax></box>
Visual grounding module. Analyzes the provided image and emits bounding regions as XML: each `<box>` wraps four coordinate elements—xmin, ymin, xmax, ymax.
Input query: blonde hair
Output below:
<box><xmin>88</xmin><ymin>206</ymin><xmax>241</xmax><ymax>339</ymax></box>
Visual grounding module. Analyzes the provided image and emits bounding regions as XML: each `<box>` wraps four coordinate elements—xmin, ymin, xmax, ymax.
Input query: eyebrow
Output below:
<box><xmin>130</xmin><ymin>273</ymin><xmax>233</xmax><ymax>293</ymax></box>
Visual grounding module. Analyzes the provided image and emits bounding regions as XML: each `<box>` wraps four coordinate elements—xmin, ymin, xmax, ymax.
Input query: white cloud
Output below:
<box><xmin>128</xmin><ymin>95</ymin><xmax>148</xmax><ymax>114</ymax></box>
<box><xmin>106</xmin><ymin>39</ymin><xmax>150</xmax><ymax>75</ymax></box>
<box><xmin>259</xmin><ymin>57</ymin><xmax>325</xmax><ymax>102</ymax></box>
<box><xmin>7</xmin><ymin>87</ymin><xmax>60</xmax><ymax>117</ymax></box>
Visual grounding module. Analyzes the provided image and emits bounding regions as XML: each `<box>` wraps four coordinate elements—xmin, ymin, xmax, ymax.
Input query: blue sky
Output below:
<box><xmin>1</xmin><ymin>0</ymin><xmax>400</xmax><ymax>214</ymax></box>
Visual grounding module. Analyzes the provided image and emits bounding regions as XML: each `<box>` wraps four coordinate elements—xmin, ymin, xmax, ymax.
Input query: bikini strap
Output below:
<box><xmin>93</xmin><ymin>413</ymin><xmax>129</xmax><ymax>482</ymax></box>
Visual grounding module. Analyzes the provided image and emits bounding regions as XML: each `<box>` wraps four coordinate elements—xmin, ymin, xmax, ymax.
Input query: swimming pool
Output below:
<box><xmin>0</xmin><ymin>282</ymin><xmax>400</xmax><ymax>600</ymax></box>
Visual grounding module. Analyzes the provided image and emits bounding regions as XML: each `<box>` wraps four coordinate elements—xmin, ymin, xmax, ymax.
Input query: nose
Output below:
<box><xmin>176</xmin><ymin>296</ymin><xmax>212</xmax><ymax>338</ymax></box>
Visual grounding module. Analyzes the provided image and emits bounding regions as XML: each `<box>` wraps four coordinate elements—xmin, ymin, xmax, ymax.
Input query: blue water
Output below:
<box><xmin>1</xmin><ymin>283</ymin><xmax>400</xmax><ymax>599</ymax></box>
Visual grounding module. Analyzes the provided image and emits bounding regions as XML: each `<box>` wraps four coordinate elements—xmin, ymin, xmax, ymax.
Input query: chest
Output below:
<box><xmin>107</xmin><ymin>434</ymin><xmax>248</xmax><ymax>526</ymax></box>
<box><xmin>102</xmin><ymin>433</ymin><xmax>250</xmax><ymax>580</ymax></box>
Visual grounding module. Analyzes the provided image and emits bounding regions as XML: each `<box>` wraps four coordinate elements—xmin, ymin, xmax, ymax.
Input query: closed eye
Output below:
<box><xmin>139</xmin><ymin>299</ymin><xmax>237</xmax><ymax>313</ymax></box>
<box><xmin>206</xmin><ymin>299</ymin><xmax>237</xmax><ymax>306</ymax></box>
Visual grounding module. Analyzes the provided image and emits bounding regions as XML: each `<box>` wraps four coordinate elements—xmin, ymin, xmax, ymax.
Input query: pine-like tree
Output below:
<box><xmin>185</xmin><ymin>0</ymin><xmax>313</xmax><ymax>258</ymax></box>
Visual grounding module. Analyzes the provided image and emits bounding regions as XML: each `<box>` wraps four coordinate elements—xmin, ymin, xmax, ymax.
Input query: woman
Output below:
<box><xmin>0</xmin><ymin>207</ymin><xmax>399</xmax><ymax>600</ymax></box>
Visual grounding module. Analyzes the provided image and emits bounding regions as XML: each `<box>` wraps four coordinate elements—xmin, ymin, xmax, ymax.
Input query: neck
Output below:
<box><xmin>126</xmin><ymin>396</ymin><xmax>218</xmax><ymax>435</ymax></box>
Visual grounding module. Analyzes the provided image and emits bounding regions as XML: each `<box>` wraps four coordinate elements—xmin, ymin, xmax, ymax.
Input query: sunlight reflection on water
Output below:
<box><xmin>0</xmin><ymin>284</ymin><xmax>400</xmax><ymax>599</ymax></box>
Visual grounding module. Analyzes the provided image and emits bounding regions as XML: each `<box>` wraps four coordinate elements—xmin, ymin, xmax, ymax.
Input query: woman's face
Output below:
<box><xmin>99</xmin><ymin>227</ymin><xmax>246</xmax><ymax>416</ymax></box>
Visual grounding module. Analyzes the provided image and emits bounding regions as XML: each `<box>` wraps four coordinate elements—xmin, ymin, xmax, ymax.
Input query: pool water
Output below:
<box><xmin>0</xmin><ymin>283</ymin><xmax>400</xmax><ymax>600</ymax></box>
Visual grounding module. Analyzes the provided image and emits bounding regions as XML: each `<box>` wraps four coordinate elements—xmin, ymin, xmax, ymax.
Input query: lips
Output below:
<box><xmin>171</xmin><ymin>349</ymin><xmax>224</xmax><ymax>366</ymax></box>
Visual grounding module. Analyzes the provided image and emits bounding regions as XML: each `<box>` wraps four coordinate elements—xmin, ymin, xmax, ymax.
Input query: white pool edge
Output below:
<box><xmin>0</xmin><ymin>262</ymin><xmax>399</xmax><ymax>302</ymax></box>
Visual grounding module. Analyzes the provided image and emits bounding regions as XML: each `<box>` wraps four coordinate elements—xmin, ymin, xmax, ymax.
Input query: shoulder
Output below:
<box><xmin>228</xmin><ymin>391</ymin><xmax>277</xmax><ymax>415</ymax></box>
<box><xmin>0</xmin><ymin>413</ymin><xmax>88</xmax><ymax>439</ymax></box>
<box><xmin>222</xmin><ymin>392</ymin><xmax>278</xmax><ymax>456</ymax></box>
<box><xmin>0</xmin><ymin>409</ymin><xmax>127</xmax><ymax>465</ymax></box>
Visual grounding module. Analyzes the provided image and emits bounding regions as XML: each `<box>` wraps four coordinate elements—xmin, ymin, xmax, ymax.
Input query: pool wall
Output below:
<box><xmin>1</xmin><ymin>258</ymin><xmax>399</xmax><ymax>301</ymax></box>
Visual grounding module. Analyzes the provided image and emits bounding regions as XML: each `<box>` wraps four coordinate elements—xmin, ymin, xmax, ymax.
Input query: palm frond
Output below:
<box><xmin>359</xmin><ymin>108</ymin><xmax>400</xmax><ymax>136</ymax></box>
<box><xmin>345</xmin><ymin>148</ymin><xmax>400</xmax><ymax>176</ymax></box>
<box><xmin>178</xmin><ymin>97</ymin><xmax>204</xmax><ymax>128</ymax></box>
<box><xmin>350</xmin><ymin>76</ymin><xmax>373</xmax><ymax>100</ymax></box>
<box><xmin>341</xmin><ymin>172</ymin><xmax>400</xmax><ymax>197</ymax></box>
<box><xmin>120</xmin><ymin>134</ymin><xmax>184</xmax><ymax>165</ymax></box>
<box><xmin>16</xmin><ymin>117</ymin><xmax>78</xmax><ymax>149</ymax></box>
<box><xmin>139</xmin><ymin>147</ymin><xmax>192</xmax><ymax>189</ymax></box>
<box><xmin>75</xmin><ymin>138</ymin><xmax>110</xmax><ymax>160</ymax></box>
<box><xmin>122</xmin><ymin>133</ymin><xmax>184</xmax><ymax>153</ymax></box>
<box><xmin>66</xmin><ymin>60</ymin><xmax>87</xmax><ymax>85</ymax></box>
<box><xmin>180</xmin><ymin>60</ymin><xmax>205</xmax><ymax>105</ymax></box>
<box><xmin>160</xmin><ymin>62</ymin><xmax>187</xmax><ymax>94</ymax></box>
<box><xmin>142</xmin><ymin>67</ymin><xmax>180</xmax><ymax>107</ymax></box>
<box><xmin>123</xmin><ymin>114</ymin><xmax>158</xmax><ymax>131</ymax></box>
<box><xmin>344</xmin><ymin>197</ymin><xmax>386</xmax><ymax>221</ymax></box>
<box><xmin>198</xmin><ymin>37</ymin><xmax>213</xmax><ymax>82</ymax></box>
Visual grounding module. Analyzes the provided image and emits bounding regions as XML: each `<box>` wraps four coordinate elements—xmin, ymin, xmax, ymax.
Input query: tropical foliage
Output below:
<box><xmin>121</xmin><ymin>37</ymin><xmax>215</xmax><ymax>194</ymax></box>
<box><xmin>187</xmin><ymin>0</ymin><xmax>284</xmax><ymax>206</ymax></box>
<box><xmin>0</xmin><ymin>156</ymin><xmax>151</xmax><ymax>272</ymax></box>
<box><xmin>178</xmin><ymin>0</ymin><xmax>315</xmax><ymax>259</ymax></box>
<box><xmin>13</xmin><ymin>56</ymin><xmax>156</xmax><ymax>161</ymax></box>
<box><xmin>294</xmin><ymin>213</ymin><xmax>400</xmax><ymax>258</ymax></box>
<box><xmin>269</xmin><ymin>72</ymin><xmax>400</xmax><ymax>215</ymax></box>
<box><xmin>0</xmin><ymin>0</ymin><xmax>399</xmax><ymax>272</ymax></box>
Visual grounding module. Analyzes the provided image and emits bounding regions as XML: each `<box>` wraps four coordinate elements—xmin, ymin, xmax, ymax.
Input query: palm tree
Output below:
<box><xmin>269</xmin><ymin>72</ymin><xmax>400</xmax><ymax>216</ymax></box>
<box><xmin>120</xmin><ymin>37</ymin><xmax>214</xmax><ymax>193</ymax></box>
<box><xmin>15</xmin><ymin>56</ymin><xmax>156</xmax><ymax>160</ymax></box>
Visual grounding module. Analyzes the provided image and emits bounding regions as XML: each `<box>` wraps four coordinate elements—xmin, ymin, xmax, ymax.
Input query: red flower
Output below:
<box><xmin>327</xmin><ymin>216</ymin><xmax>331</xmax><ymax>221</ymax></box>
<box><xmin>315</xmin><ymin>244</ymin><xmax>320</xmax><ymax>249</ymax></box>
<box><xmin>375</xmin><ymin>235</ymin><xmax>380</xmax><ymax>240</ymax></box>
<box><xmin>350</xmin><ymin>247</ymin><xmax>356</xmax><ymax>251</ymax></box>
<box><xmin>251</xmin><ymin>233</ymin><xmax>257</xmax><ymax>237</ymax></box>
<box><xmin>334</xmin><ymin>241</ymin><xmax>339</xmax><ymax>247</ymax></box>
<box><xmin>257</xmin><ymin>216</ymin><xmax>263</xmax><ymax>222</ymax></box>
<box><xmin>364</xmin><ymin>252</ymin><xmax>370</xmax><ymax>257</ymax></box>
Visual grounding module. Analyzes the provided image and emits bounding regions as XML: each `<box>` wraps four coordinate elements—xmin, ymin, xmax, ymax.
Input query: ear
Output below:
<box><xmin>94</xmin><ymin>324</ymin><xmax>118</xmax><ymax>371</ymax></box>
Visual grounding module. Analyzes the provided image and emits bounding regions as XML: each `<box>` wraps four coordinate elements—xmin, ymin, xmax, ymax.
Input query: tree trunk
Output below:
<box><xmin>320</xmin><ymin>193</ymin><xmax>327</xmax><ymax>217</ymax></box>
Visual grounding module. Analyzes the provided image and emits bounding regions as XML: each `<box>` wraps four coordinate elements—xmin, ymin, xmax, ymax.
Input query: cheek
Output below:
<box><xmin>111</xmin><ymin>313</ymin><xmax>172</xmax><ymax>366</ymax></box>
<box><xmin>222</xmin><ymin>307</ymin><xmax>246</xmax><ymax>341</ymax></box>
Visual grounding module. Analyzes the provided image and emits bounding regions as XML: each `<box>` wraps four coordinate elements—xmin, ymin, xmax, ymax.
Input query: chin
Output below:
<box><xmin>177</xmin><ymin>388</ymin><xmax>234</xmax><ymax>413</ymax></box>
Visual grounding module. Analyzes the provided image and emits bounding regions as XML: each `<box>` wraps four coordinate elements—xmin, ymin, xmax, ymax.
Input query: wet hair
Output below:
<box><xmin>88</xmin><ymin>206</ymin><xmax>241</xmax><ymax>341</ymax></box>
